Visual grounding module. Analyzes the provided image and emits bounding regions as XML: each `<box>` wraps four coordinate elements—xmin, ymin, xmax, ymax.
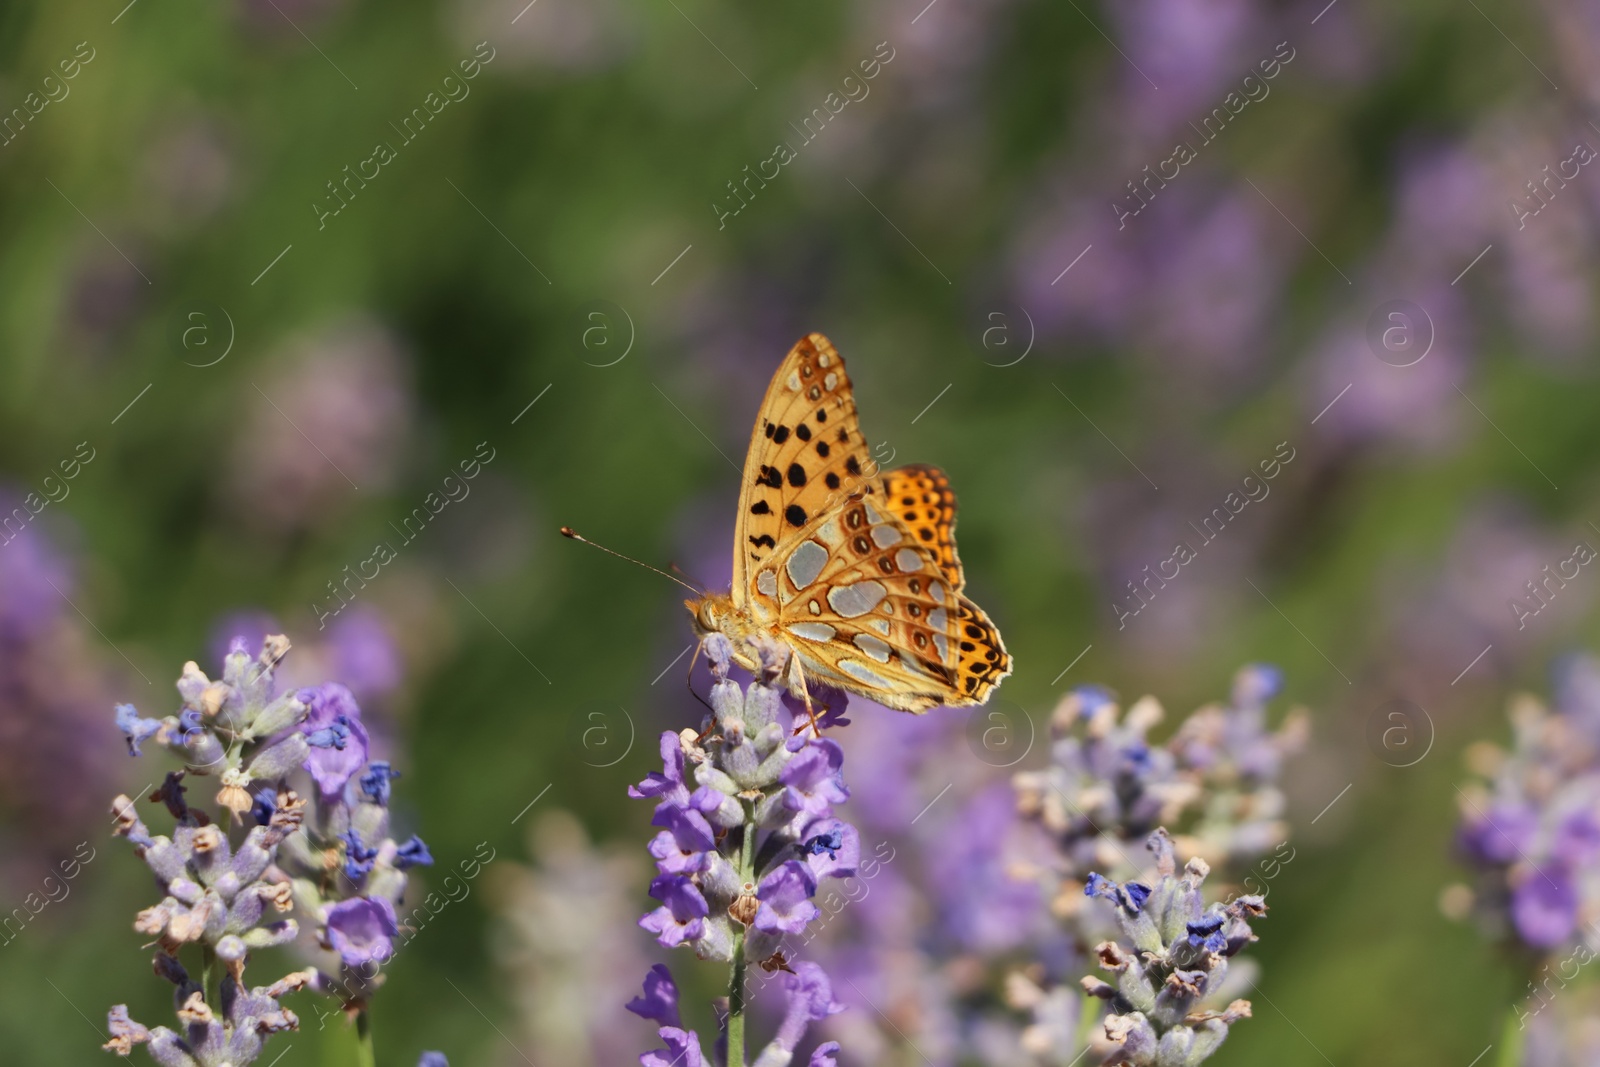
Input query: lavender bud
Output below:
<box><xmin>247</xmin><ymin>733</ymin><xmax>309</xmax><ymax>780</ymax></box>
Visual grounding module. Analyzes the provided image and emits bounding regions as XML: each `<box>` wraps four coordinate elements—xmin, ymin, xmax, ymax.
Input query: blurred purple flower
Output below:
<box><xmin>626</xmin><ymin>964</ymin><xmax>683</xmax><ymax>1029</ymax></box>
<box><xmin>1512</xmin><ymin>869</ymin><xmax>1580</xmax><ymax>949</ymax></box>
<box><xmin>227</xmin><ymin>317</ymin><xmax>412</xmax><ymax>535</ymax></box>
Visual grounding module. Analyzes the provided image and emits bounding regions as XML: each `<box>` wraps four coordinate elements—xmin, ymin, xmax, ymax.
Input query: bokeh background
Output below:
<box><xmin>1</xmin><ymin>0</ymin><xmax>1597</xmax><ymax>1063</ymax></box>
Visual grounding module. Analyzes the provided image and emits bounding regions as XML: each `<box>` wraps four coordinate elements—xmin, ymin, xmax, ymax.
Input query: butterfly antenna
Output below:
<box><xmin>668</xmin><ymin>561</ymin><xmax>709</xmax><ymax>590</ymax></box>
<box><xmin>560</xmin><ymin>527</ymin><xmax>703</xmax><ymax>594</ymax></box>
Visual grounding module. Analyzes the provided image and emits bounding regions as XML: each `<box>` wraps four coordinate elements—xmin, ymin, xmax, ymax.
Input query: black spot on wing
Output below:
<box><xmin>796</xmin><ymin>423</ymin><xmax>812</xmax><ymax>442</ymax></box>
<box><xmin>773</xmin><ymin>425</ymin><xmax>791</xmax><ymax>444</ymax></box>
<box><xmin>787</xmin><ymin>463</ymin><xmax>807</xmax><ymax>487</ymax></box>
<box><xmin>749</xmin><ymin>534</ymin><xmax>776</xmax><ymax>549</ymax></box>
<box><xmin>750</xmin><ymin>500</ymin><xmax>771</xmax><ymax>515</ymax></box>
<box><xmin>825</xmin><ymin>473</ymin><xmax>840</xmax><ymax>489</ymax></box>
<box><xmin>816</xmin><ymin>441</ymin><xmax>830</xmax><ymax>458</ymax></box>
<box><xmin>757</xmin><ymin>466</ymin><xmax>782</xmax><ymax>488</ymax></box>
<box><xmin>785</xmin><ymin>504</ymin><xmax>808</xmax><ymax>527</ymax></box>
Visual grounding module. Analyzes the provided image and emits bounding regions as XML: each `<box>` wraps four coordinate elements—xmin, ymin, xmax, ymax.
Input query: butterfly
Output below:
<box><xmin>686</xmin><ymin>332</ymin><xmax>1011</xmax><ymax>714</ymax></box>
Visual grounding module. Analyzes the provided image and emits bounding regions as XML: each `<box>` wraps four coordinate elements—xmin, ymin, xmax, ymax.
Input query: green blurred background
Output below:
<box><xmin>0</xmin><ymin>0</ymin><xmax>1596</xmax><ymax>1063</ymax></box>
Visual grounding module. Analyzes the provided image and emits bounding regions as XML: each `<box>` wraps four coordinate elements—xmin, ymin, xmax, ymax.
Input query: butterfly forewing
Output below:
<box><xmin>731</xmin><ymin>334</ymin><xmax>880</xmax><ymax>599</ymax></box>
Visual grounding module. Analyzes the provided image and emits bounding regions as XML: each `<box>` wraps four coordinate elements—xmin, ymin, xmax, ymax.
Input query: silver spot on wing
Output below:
<box><xmin>928</xmin><ymin>607</ymin><xmax>948</xmax><ymax>631</ymax></box>
<box><xmin>785</xmin><ymin>539</ymin><xmax>828</xmax><ymax>590</ymax></box>
<box><xmin>756</xmin><ymin>571</ymin><xmax>778</xmax><ymax>598</ymax></box>
<box><xmin>933</xmin><ymin>633</ymin><xmax>950</xmax><ymax>662</ymax></box>
<box><xmin>836</xmin><ymin>658</ymin><xmax>891</xmax><ymax>687</ymax></box>
<box><xmin>827</xmin><ymin>580</ymin><xmax>888</xmax><ymax>618</ymax></box>
<box><xmin>870</xmin><ymin>524</ymin><xmax>902</xmax><ymax>549</ymax></box>
<box><xmin>853</xmin><ymin>633</ymin><xmax>893</xmax><ymax>663</ymax></box>
<box><xmin>787</xmin><ymin>622</ymin><xmax>837</xmax><ymax>642</ymax></box>
<box><xmin>895</xmin><ymin>547</ymin><xmax>923</xmax><ymax>572</ymax></box>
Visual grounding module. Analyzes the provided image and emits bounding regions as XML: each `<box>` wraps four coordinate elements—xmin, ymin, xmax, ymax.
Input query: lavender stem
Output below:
<box><xmin>356</xmin><ymin>1006</ymin><xmax>376</xmax><ymax>1067</ymax></box>
<box><xmin>727</xmin><ymin>802</ymin><xmax>757</xmax><ymax>1067</ymax></box>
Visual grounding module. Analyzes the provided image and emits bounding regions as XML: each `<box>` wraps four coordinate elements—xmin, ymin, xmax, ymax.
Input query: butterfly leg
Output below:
<box><xmin>684</xmin><ymin>641</ymin><xmax>721</xmax><ymax>742</ymax></box>
<box><xmin>785</xmin><ymin>654</ymin><xmax>826</xmax><ymax>739</ymax></box>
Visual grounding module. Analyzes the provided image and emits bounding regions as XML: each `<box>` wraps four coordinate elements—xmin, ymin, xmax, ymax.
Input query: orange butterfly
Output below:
<box><xmin>686</xmin><ymin>332</ymin><xmax>1010</xmax><ymax>714</ymax></box>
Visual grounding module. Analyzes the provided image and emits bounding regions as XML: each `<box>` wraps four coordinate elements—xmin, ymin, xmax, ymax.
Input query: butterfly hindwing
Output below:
<box><xmin>952</xmin><ymin>595</ymin><xmax>1009</xmax><ymax>704</ymax></box>
<box><xmin>766</xmin><ymin>503</ymin><xmax>957</xmax><ymax>712</ymax></box>
<box><xmin>880</xmin><ymin>464</ymin><xmax>965</xmax><ymax>592</ymax></box>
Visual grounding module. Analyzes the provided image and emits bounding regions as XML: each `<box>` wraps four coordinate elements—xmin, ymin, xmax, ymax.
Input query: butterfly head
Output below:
<box><xmin>686</xmin><ymin>592</ymin><xmax>736</xmax><ymax>638</ymax></box>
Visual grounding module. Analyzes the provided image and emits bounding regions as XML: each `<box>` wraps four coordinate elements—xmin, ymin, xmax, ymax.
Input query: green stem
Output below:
<box><xmin>727</xmin><ymin>803</ymin><xmax>760</xmax><ymax>1067</ymax></box>
<box><xmin>1494</xmin><ymin>1001</ymin><xmax>1526</xmax><ymax>1067</ymax></box>
<box><xmin>356</xmin><ymin>1006</ymin><xmax>376</xmax><ymax>1067</ymax></box>
<box><xmin>200</xmin><ymin>946</ymin><xmax>218</xmax><ymax>1008</ymax></box>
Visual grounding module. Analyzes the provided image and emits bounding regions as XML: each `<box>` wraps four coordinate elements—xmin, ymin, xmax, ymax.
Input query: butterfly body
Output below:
<box><xmin>685</xmin><ymin>333</ymin><xmax>1010</xmax><ymax>714</ymax></box>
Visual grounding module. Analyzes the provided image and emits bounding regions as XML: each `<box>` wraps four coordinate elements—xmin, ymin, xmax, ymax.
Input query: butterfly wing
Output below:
<box><xmin>731</xmin><ymin>333</ymin><xmax>879</xmax><ymax>607</ymax></box>
<box><xmin>730</xmin><ymin>334</ymin><xmax>1010</xmax><ymax>712</ymax></box>
<box><xmin>762</xmin><ymin>484</ymin><xmax>1010</xmax><ymax>713</ymax></box>
<box><xmin>880</xmin><ymin>464</ymin><xmax>964</xmax><ymax>592</ymax></box>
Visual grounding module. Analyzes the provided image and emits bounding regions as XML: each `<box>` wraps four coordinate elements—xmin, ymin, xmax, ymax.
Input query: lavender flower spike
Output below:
<box><xmin>1451</xmin><ymin>656</ymin><xmax>1600</xmax><ymax>955</ymax></box>
<box><xmin>1080</xmin><ymin>830</ymin><xmax>1262</xmax><ymax>1066</ymax></box>
<box><xmin>105</xmin><ymin>636</ymin><xmax>441</xmax><ymax>1065</ymax></box>
<box><xmin>630</xmin><ymin>634</ymin><xmax>856</xmax><ymax>1066</ymax></box>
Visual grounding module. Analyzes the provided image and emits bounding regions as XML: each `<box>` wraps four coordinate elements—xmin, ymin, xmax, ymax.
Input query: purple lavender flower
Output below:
<box><xmin>754</xmin><ymin>861</ymin><xmax>822</xmax><ymax>935</ymax></box>
<box><xmin>324</xmin><ymin>896</ymin><xmax>399</xmax><ymax>967</ymax></box>
<box><xmin>641</xmin><ymin>1026</ymin><xmax>706</xmax><ymax>1067</ymax></box>
<box><xmin>781</xmin><ymin>739</ymin><xmax>850</xmax><ymax>816</ymax></box>
<box><xmin>630</xmin><ymin>730</ymin><xmax>691</xmax><ymax>813</ymax></box>
<box><xmin>297</xmin><ymin>682</ymin><xmax>370</xmax><ymax>797</ymax></box>
<box><xmin>798</xmin><ymin>819</ymin><xmax>859</xmax><ymax>882</ymax></box>
<box><xmin>754</xmin><ymin>962</ymin><xmax>844</xmax><ymax>1067</ymax></box>
<box><xmin>640</xmin><ymin>875</ymin><xmax>709</xmax><ymax>948</ymax></box>
<box><xmin>649</xmin><ymin>804</ymin><xmax>716</xmax><ymax>874</ymax></box>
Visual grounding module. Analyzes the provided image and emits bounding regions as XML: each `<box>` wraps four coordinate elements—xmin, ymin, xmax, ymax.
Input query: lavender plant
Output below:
<box><xmin>1449</xmin><ymin>654</ymin><xmax>1600</xmax><ymax>1057</ymax></box>
<box><xmin>629</xmin><ymin>633</ymin><xmax>854</xmax><ymax>1067</ymax></box>
<box><xmin>1453</xmin><ymin>654</ymin><xmax>1600</xmax><ymax>956</ymax></box>
<box><xmin>1013</xmin><ymin>666</ymin><xmax>1305</xmax><ymax>903</ymax></box>
<box><xmin>1007</xmin><ymin>666</ymin><xmax>1303</xmax><ymax>1064</ymax></box>
<box><xmin>1078</xmin><ymin>830</ymin><xmax>1261</xmax><ymax>1066</ymax></box>
<box><xmin>105</xmin><ymin>635</ymin><xmax>437</xmax><ymax>1067</ymax></box>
